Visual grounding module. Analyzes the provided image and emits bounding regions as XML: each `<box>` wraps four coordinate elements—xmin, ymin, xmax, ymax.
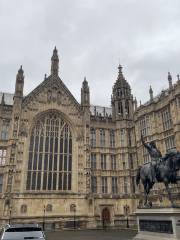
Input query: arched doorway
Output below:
<box><xmin>102</xmin><ymin>207</ymin><xmax>110</xmax><ymax>228</ymax></box>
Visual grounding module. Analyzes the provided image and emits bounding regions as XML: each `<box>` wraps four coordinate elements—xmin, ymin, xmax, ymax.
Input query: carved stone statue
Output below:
<box><xmin>136</xmin><ymin>135</ymin><xmax>180</xmax><ymax>207</ymax></box>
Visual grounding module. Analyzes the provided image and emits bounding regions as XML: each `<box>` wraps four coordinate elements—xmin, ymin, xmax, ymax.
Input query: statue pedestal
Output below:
<box><xmin>134</xmin><ymin>207</ymin><xmax>180</xmax><ymax>240</ymax></box>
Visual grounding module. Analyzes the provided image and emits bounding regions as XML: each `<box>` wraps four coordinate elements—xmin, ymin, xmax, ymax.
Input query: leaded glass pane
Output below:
<box><xmin>54</xmin><ymin>154</ymin><xmax>57</xmax><ymax>171</ymax></box>
<box><xmin>37</xmin><ymin>172</ymin><xmax>41</xmax><ymax>190</ymax></box>
<box><xmin>26</xmin><ymin>111</ymin><xmax>72</xmax><ymax>191</ymax></box>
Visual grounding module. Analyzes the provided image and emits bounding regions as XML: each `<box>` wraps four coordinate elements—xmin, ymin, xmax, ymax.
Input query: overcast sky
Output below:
<box><xmin>0</xmin><ymin>0</ymin><xmax>180</xmax><ymax>107</ymax></box>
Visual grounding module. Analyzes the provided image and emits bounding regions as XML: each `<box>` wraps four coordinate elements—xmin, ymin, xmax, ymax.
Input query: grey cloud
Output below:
<box><xmin>0</xmin><ymin>0</ymin><xmax>180</xmax><ymax>106</ymax></box>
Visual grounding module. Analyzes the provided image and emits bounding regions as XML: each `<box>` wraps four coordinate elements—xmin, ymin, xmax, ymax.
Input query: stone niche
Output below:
<box><xmin>134</xmin><ymin>208</ymin><xmax>180</xmax><ymax>240</ymax></box>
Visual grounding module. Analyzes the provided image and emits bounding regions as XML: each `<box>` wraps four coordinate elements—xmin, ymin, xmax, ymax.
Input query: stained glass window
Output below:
<box><xmin>26</xmin><ymin>111</ymin><xmax>72</xmax><ymax>191</ymax></box>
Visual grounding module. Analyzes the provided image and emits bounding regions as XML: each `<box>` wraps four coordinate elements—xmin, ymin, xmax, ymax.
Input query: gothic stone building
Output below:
<box><xmin>0</xmin><ymin>48</ymin><xmax>179</xmax><ymax>229</ymax></box>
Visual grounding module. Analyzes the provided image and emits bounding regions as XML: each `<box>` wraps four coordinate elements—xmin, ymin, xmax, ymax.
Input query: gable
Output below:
<box><xmin>22</xmin><ymin>75</ymin><xmax>81</xmax><ymax>111</ymax></box>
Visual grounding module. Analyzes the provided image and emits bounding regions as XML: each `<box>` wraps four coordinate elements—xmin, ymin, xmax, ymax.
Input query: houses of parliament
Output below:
<box><xmin>0</xmin><ymin>48</ymin><xmax>179</xmax><ymax>229</ymax></box>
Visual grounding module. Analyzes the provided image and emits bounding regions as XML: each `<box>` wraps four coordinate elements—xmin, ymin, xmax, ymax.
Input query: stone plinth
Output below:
<box><xmin>134</xmin><ymin>207</ymin><xmax>180</xmax><ymax>240</ymax></box>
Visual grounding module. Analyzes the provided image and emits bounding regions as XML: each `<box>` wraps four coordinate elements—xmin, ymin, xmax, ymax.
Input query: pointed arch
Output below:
<box><xmin>26</xmin><ymin>111</ymin><xmax>72</xmax><ymax>191</ymax></box>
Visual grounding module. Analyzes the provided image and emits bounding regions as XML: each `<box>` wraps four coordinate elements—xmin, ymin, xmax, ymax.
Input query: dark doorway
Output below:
<box><xmin>102</xmin><ymin>208</ymin><xmax>110</xmax><ymax>229</ymax></box>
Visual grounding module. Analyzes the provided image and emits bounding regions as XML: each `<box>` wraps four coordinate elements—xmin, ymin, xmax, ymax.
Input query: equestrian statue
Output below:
<box><xmin>136</xmin><ymin>134</ymin><xmax>180</xmax><ymax>207</ymax></box>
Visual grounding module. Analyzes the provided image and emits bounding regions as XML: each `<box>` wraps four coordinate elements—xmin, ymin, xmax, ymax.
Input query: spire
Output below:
<box><xmin>177</xmin><ymin>74</ymin><xmax>180</xmax><ymax>82</ymax></box>
<box><xmin>111</xmin><ymin>64</ymin><xmax>133</xmax><ymax>121</ymax></box>
<box><xmin>118</xmin><ymin>64</ymin><xmax>122</xmax><ymax>74</ymax></box>
<box><xmin>83</xmin><ymin>77</ymin><xmax>88</xmax><ymax>88</ymax></box>
<box><xmin>134</xmin><ymin>97</ymin><xmax>137</xmax><ymax>110</ymax></box>
<box><xmin>16</xmin><ymin>65</ymin><xmax>24</xmax><ymax>82</ymax></box>
<box><xmin>168</xmin><ymin>72</ymin><xmax>173</xmax><ymax>89</ymax></box>
<box><xmin>81</xmin><ymin>76</ymin><xmax>90</xmax><ymax>107</ymax></box>
<box><xmin>15</xmin><ymin>65</ymin><xmax>24</xmax><ymax>98</ymax></box>
<box><xmin>149</xmin><ymin>85</ymin><xmax>153</xmax><ymax>101</ymax></box>
<box><xmin>1</xmin><ymin>93</ymin><xmax>5</xmax><ymax>105</ymax></box>
<box><xmin>117</xmin><ymin>64</ymin><xmax>124</xmax><ymax>81</ymax></box>
<box><xmin>51</xmin><ymin>47</ymin><xmax>59</xmax><ymax>76</ymax></box>
<box><xmin>115</xmin><ymin>64</ymin><xmax>130</xmax><ymax>90</ymax></box>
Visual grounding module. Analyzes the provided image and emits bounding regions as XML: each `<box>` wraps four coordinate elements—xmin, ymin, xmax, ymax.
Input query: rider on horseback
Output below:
<box><xmin>141</xmin><ymin>134</ymin><xmax>162</xmax><ymax>184</ymax></box>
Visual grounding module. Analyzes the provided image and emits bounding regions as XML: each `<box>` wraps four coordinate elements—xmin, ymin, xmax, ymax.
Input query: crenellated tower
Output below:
<box><xmin>111</xmin><ymin>65</ymin><xmax>134</xmax><ymax>121</ymax></box>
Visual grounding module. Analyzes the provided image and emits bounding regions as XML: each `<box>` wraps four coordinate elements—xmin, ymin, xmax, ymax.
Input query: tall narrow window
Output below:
<box><xmin>118</xmin><ymin>102</ymin><xmax>123</xmax><ymax>115</ymax></box>
<box><xmin>129</xmin><ymin>153</ymin><xmax>133</xmax><ymax>169</ymax></box>
<box><xmin>111</xmin><ymin>155</ymin><xmax>116</xmax><ymax>170</ymax></box>
<box><xmin>139</xmin><ymin>115</ymin><xmax>151</xmax><ymax>137</ymax></box>
<box><xmin>0</xmin><ymin>148</ymin><xmax>6</xmax><ymax>165</ymax></box>
<box><xmin>109</xmin><ymin>129</ymin><xmax>115</xmax><ymax>147</ymax></box>
<box><xmin>90</xmin><ymin>128</ymin><xmax>96</xmax><ymax>147</ymax></box>
<box><xmin>128</xmin><ymin>129</ymin><xmax>132</xmax><ymax>146</ymax></box>
<box><xmin>161</xmin><ymin>107</ymin><xmax>173</xmax><ymax>131</ymax></box>
<box><xmin>101</xmin><ymin>154</ymin><xmax>106</xmax><ymax>170</ymax></box>
<box><xmin>120</xmin><ymin>129</ymin><xmax>126</xmax><ymax>147</ymax></box>
<box><xmin>102</xmin><ymin>177</ymin><xmax>108</xmax><ymax>193</ymax></box>
<box><xmin>1</xmin><ymin>120</ymin><xmax>9</xmax><ymax>140</ymax></box>
<box><xmin>124</xmin><ymin>176</ymin><xmax>128</xmax><ymax>194</ymax></box>
<box><xmin>0</xmin><ymin>175</ymin><xmax>3</xmax><ymax>193</ymax></box>
<box><xmin>26</xmin><ymin>111</ymin><xmax>72</xmax><ymax>191</ymax></box>
<box><xmin>165</xmin><ymin>135</ymin><xmax>176</xmax><ymax>151</ymax></box>
<box><xmin>91</xmin><ymin>153</ymin><xmax>96</xmax><ymax>170</ymax></box>
<box><xmin>91</xmin><ymin>176</ymin><xmax>97</xmax><ymax>193</ymax></box>
<box><xmin>125</xmin><ymin>100</ymin><xmax>129</xmax><ymax>115</ymax></box>
<box><xmin>100</xmin><ymin>129</ymin><xmax>106</xmax><ymax>147</ymax></box>
<box><xmin>132</xmin><ymin>177</ymin><xmax>136</xmax><ymax>193</ymax></box>
<box><xmin>112</xmin><ymin>177</ymin><xmax>118</xmax><ymax>194</ymax></box>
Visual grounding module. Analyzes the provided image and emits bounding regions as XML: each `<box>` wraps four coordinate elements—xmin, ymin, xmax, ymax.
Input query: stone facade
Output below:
<box><xmin>0</xmin><ymin>48</ymin><xmax>179</xmax><ymax>229</ymax></box>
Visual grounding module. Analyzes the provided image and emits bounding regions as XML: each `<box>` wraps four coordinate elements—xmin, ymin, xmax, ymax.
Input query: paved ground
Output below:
<box><xmin>45</xmin><ymin>229</ymin><xmax>137</xmax><ymax>240</ymax></box>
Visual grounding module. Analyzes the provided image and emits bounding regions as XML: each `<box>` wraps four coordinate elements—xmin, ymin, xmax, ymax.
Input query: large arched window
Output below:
<box><xmin>26</xmin><ymin>111</ymin><xmax>72</xmax><ymax>191</ymax></box>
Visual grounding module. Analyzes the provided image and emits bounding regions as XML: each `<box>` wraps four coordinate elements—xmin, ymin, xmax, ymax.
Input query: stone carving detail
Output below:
<box><xmin>4</xmin><ymin>199</ymin><xmax>10</xmax><ymax>217</ymax></box>
<box><xmin>13</xmin><ymin>116</ymin><xmax>19</xmax><ymax>137</ymax></box>
<box><xmin>19</xmin><ymin>121</ymin><xmax>28</xmax><ymax>137</ymax></box>
<box><xmin>57</xmin><ymin>91</ymin><xmax>61</xmax><ymax>105</ymax></box>
<box><xmin>47</xmin><ymin>90</ymin><xmax>52</xmax><ymax>103</ymax></box>
<box><xmin>76</xmin><ymin>130</ymin><xmax>84</xmax><ymax>142</ymax></box>
<box><xmin>52</xmin><ymin>87</ymin><xmax>57</xmax><ymax>102</ymax></box>
<box><xmin>47</xmin><ymin>86</ymin><xmax>63</xmax><ymax>105</ymax></box>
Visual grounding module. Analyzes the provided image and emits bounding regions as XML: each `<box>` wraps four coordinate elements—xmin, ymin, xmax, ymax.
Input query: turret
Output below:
<box><xmin>149</xmin><ymin>85</ymin><xmax>153</xmax><ymax>101</ymax></box>
<box><xmin>81</xmin><ymin>77</ymin><xmax>90</xmax><ymax>108</ymax></box>
<box><xmin>51</xmin><ymin>47</ymin><xmax>59</xmax><ymax>76</ymax></box>
<box><xmin>111</xmin><ymin>65</ymin><xmax>133</xmax><ymax>121</ymax></box>
<box><xmin>168</xmin><ymin>72</ymin><xmax>173</xmax><ymax>90</ymax></box>
<box><xmin>177</xmin><ymin>74</ymin><xmax>180</xmax><ymax>82</ymax></box>
<box><xmin>15</xmin><ymin>65</ymin><xmax>24</xmax><ymax>98</ymax></box>
<box><xmin>134</xmin><ymin>97</ymin><xmax>137</xmax><ymax>111</ymax></box>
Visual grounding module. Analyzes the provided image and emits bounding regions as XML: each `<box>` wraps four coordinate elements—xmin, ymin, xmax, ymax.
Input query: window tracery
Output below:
<box><xmin>26</xmin><ymin>111</ymin><xmax>72</xmax><ymax>191</ymax></box>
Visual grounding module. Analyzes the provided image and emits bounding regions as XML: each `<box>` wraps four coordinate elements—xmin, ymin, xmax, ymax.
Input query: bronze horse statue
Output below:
<box><xmin>136</xmin><ymin>137</ymin><xmax>180</xmax><ymax>207</ymax></box>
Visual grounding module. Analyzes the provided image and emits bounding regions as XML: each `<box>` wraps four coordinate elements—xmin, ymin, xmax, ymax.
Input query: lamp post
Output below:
<box><xmin>42</xmin><ymin>205</ymin><xmax>46</xmax><ymax>231</ymax></box>
<box><xmin>9</xmin><ymin>206</ymin><xmax>12</xmax><ymax>225</ymax></box>
<box><xmin>124</xmin><ymin>204</ymin><xmax>129</xmax><ymax>228</ymax></box>
<box><xmin>73</xmin><ymin>205</ymin><xmax>76</xmax><ymax>230</ymax></box>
